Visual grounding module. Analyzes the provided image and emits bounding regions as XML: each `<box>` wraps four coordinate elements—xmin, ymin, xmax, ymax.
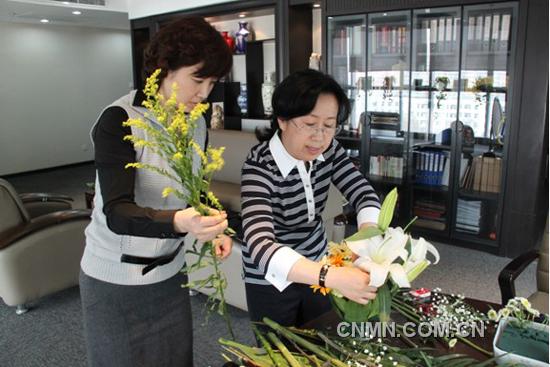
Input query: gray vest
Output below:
<box><xmin>81</xmin><ymin>90</ymin><xmax>206</xmax><ymax>285</ymax></box>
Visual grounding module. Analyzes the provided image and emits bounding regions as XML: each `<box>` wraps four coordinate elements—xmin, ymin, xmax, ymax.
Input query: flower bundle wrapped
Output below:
<box><xmin>123</xmin><ymin>69</ymin><xmax>234</xmax><ymax>335</ymax></box>
<box><xmin>313</xmin><ymin>188</ymin><xmax>440</xmax><ymax>323</ymax></box>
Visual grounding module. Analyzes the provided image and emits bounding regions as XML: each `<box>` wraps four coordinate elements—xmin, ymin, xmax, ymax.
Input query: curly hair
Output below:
<box><xmin>143</xmin><ymin>16</ymin><xmax>233</xmax><ymax>84</ymax></box>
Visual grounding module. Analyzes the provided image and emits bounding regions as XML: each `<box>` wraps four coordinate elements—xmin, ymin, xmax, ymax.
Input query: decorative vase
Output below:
<box><xmin>237</xmin><ymin>84</ymin><xmax>248</xmax><ymax>115</ymax></box>
<box><xmin>235</xmin><ymin>21</ymin><xmax>249</xmax><ymax>54</ymax></box>
<box><xmin>221</xmin><ymin>31</ymin><xmax>234</xmax><ymax>52</ymax></box>
<box><xmin>493</xmin><ymin>317</ymin><xmax>549</xmax><ymax>366</ymax></box>
<box><xmin>261</xmin><ymin>72</ymin><xmax>275</xmax><ymax>117</ymax></box>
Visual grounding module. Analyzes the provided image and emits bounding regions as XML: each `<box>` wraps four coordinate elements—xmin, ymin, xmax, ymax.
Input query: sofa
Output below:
<box><xmin>186</xmin><ymin>129</ymin><xmax>346</xmax><ymax>311</ymax></box>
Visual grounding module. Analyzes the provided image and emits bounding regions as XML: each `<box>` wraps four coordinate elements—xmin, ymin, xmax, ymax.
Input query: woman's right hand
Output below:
<box><xmin>173</xmin><ymin>207</ymin><xmax>228</xmax><ymax>242</ymax></box>
<box><xmin>325</xmin><ymin>267</ymin><xmax>377</xmax><ymax>304</ymax></box>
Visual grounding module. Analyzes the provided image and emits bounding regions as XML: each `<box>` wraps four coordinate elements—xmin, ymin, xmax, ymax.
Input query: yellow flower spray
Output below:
<box><xmin>123</xmin><ymin>69</ymin><xmax>235</xmax><ymax>338</ymax></box>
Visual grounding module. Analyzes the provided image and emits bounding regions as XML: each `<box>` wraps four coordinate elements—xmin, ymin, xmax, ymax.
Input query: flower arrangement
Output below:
<box><xmin>488</xmin><ymin>297</ymin><xmax>546</xmax><ymax>327</ymax></box>
<box><xmin>123</xmin><ymin>69</ymin><xmax>234</xmax><ymax>336</ymax></box>
<box><xmin>312</xmin><ymin>188</ymin><xmax>440</xmax><ymax>323</ymax></box>
<box><xmin>490</xmin><ymin>297</ymin><xmax>549</xmax><ymax>364</ymax></box>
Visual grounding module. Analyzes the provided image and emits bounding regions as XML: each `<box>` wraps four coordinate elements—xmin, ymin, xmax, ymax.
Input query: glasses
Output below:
<box><xmin>291</xmin><ymin>120</ymin><xmax>342</xmax><ymax>137</ymax></box>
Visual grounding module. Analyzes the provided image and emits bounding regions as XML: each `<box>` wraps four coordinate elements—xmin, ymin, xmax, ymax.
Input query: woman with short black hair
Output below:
<box><xmin>242</xmin><ymin>69</ymin><xmax>381</xmax><ymax>327</ymax></box>
<box><xmin>80</xmin><ymin>16</ymin><xmax>233</xmax><ymax>367</ymax></box>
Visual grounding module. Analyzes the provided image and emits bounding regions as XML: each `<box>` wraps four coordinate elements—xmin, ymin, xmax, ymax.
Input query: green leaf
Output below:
<box><xmin>378</xmin><ymin>284</ymin><xmax>392</xmax><ymax>323</ymax></box>
<box><xmin>345</xmin><ymin>226</ymin><xmax>383</xmax><ymax>242</ymax></box>
<box><xmin>378</xmin><ymin>187</ymin><xmax>398</xmax><ymax>231</ymax></box>
<box><xmin>330</xmin><ymin>294</ymin><xmax>379</xmax><ymax>323</ymax></box>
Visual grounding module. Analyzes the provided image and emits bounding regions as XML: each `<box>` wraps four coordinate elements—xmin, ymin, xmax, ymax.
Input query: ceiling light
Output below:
<box><xmin>62</xmin><ymin>1</ymin><xmax>69</xmax><ymax>4</ymax></box>
<box><xmin>313</xmin><ymin>3</ymin><xmax>320</xmax><ymax>8</ymax></box>
<box><xmin>40</xmin><ymin>19</ymin><xmax>49</xmax><ymax>23</ymax></box>
<box><xmin>383</xmin><ymin>13</ymin><xmax>388</xmax><ymax>16</ymax></box>
<box><xmin>238</xmin><ymin>13</ymin><xmax>246</xmax><ymax>18</ymax></box>
<box><xmin>72</xmin><ymin>10</ymin><xmax>81</xmax><ymax>15</ymax></box>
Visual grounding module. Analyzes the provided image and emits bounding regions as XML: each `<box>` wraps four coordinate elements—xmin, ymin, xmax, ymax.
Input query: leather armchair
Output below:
<box><xmin>186</xmin><ymin>129</ymin><xmax>346</xmax><ymax>311</ymax></box>
<box><xmin>0</xmin><ymin>178</ymin><xmax>91</xmax><ymax>314</ymax></box>
<box><xmin>498</xmin><ymin>218</ymin><xmax>548</xmax><ymax>314</ymax></box>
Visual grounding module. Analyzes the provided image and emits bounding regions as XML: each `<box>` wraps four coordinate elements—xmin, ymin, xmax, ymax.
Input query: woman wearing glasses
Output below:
<box><xmin>241</xmin><ymin>69</ymin><xmax>381</xmax><ymax>327</ymax></box>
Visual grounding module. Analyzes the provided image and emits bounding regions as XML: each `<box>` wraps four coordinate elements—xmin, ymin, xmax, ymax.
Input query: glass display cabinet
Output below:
<box><xmin>409</xmin><ymin>6</ymin><xmax>461</xmax><ymax>235</ymax></box>
<box><xmin>363</xmin><ymin>10</ymin><xmax>411</xmax><ymax>221</ymax></box>
<box><xmin>328</xmin><ymin>15</ymin><xmax>366</xmax><ymax>168</ymax></box>
<box><xmin>326</xmin><ymin>2</ymin><xmax>518</xmax><ymax>250</ymax></box>
<box><xmin>453</xmin><ymin>2</ymin><xmax>516</xmax><ymax>247</ymax></box>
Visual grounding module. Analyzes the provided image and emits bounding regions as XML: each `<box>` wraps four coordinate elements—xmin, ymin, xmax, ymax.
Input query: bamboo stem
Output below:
<box><xmin>267</xmin><ymin>332</ymin><xmax>302</xmax><ymax>367</ymax></box>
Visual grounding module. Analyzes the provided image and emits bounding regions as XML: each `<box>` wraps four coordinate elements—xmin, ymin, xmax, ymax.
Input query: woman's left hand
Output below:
<box><xmin>213</xmin><ymin>234</ymin><xmax>232</xmax><ymax>259</ymax></box>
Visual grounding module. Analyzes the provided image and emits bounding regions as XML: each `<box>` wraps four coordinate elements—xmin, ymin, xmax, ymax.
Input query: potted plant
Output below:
<box><xmin>490</xmin><ymin>297</ymin><xmax>549</xmax><ymax>366</ymax></box>
<box><xmin>434</xmin><ymin>76</ymin><xmax>450</xmax><ymax>109</ymax></box>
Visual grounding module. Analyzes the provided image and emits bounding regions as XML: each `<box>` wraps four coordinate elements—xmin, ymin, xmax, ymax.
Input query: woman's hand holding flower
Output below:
<box><xmin>213</xmin><ymin>234</ymin><xmax>233</xmax><ymax>259</ymax></box>
<box><xmin>173</xmin><ymin>207</ymin><xmax>228</xmax><ymax>242</ymax></box>
<box><xmin>326</xmin><ymin>266</ymin><xmax>378</xmax><ymax>304</ymax></box>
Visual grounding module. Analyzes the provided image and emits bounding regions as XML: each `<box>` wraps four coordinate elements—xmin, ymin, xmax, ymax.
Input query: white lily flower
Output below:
<box><xmin>347</xmin><ymin>227</ymin><xmax>410</xmax><ymax>288</ymax></box>
<box><xmin>404</xmin><ymin>237</ymin><xmax>440</xmax><ymax>273</ymax></box>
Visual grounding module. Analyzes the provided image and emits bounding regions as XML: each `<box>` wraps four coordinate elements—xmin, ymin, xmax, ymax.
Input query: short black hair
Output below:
<box><xmin>257</xmin><ymin>69</ymin><xmax>350</xmax><ymax>141</ymax></box>
<box><xmin>143</xmin><ymin>16</ymin><xmax>233</xmax><ymax>85</ymax></box>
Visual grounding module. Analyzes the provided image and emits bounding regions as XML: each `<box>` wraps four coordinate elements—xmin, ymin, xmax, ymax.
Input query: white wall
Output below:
<box><xmin>0</xmin><ymin>21</ymin><xmax>133</xmax><ymax>175</ymax></box>
<box><xmin>128</xmin><ymin>0</ymin><xmax>239</xmax><ymax>20</ymax></box>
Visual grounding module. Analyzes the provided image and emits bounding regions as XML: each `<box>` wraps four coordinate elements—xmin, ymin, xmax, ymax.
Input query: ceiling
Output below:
<box><xmin>0</xmin><ymin>0</ymin><xmax>130</xmax><ymax>30</ymax></box>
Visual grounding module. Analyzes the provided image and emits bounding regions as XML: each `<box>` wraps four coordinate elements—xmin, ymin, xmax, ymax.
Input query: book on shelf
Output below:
<box><xmin>460</xmin><ymin>155</ymin><xmax>502</xmax><ymax>193</ymax></box>
<box><xmin>456</xmin><ymin>199</ymin><xmax>482</xmax><ymax>234</ymax></box>
<box><xmin>466</xmin><ymin>12</ymin><xmax>511</xmax><ymax>53</ymax></box>
<box><xmin>414</xmin><ymin>150</ymin><xmax>448</xmax><ymax>186</ymax></box>
<box><xmin>373</xmin><ymin>24</ymin><xmax>407</xmax><ymax>55</ymax></box>
<box><xmin>369</xmin><ymin>155</ymin><xmax>403</xmax><ymax>179</ymax></box>
<box><xmin>414</xmin><ymin>218</ymin><xmax>446</xmax><ymax>231</ymax></box>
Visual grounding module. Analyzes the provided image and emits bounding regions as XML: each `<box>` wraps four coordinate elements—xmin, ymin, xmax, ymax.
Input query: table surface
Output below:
<box><xmin>302</xmin><ymin>297</ymin><xmax>499</xmax><ymax>362</ymax></box>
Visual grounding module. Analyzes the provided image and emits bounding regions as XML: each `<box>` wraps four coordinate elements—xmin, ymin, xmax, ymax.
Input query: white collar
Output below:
<box><xmin>269</xmin><ymin>132</ymin><xmax>325</xmax><ymax>178</ymax></box>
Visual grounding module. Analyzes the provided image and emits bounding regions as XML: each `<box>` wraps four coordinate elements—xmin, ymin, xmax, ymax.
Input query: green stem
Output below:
<box><xmin>456</xmin><ymin>335</ymin><xmax>493</xmax><ymax>357</ymax></box>
<box><xmin>267</xmin><ymin>332</ymin><xmax>302</xmax><ymax>367</ymax></box>
<box><xmin>263</xmin><ymin>318</ymin><xmax>348</xmax><ymax>367</ymax></box>
<box><xmin>210</xmin><ymin>243</ymin><xmax>234</xmax><ymax>339</ymax></box>
<box><xmin>253</xmin><ymin>326</ymin><xmax>283</xmax><ymax>367</ymax></box>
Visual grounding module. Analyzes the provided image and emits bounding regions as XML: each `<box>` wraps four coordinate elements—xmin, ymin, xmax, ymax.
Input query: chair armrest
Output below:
<box><xmin>498</xmin><ymin>249</ymin><xmax>539</xmax><ymax>305</ymax></box>
<box><xmin>0</xmin><ymin>209</ymin><xmax>91</xmax><ymax>250</ymax></box>
<box><xmin>19</xmin><ymin>193</ymin><xmax>74</xmax><ymax>203</ymax></box>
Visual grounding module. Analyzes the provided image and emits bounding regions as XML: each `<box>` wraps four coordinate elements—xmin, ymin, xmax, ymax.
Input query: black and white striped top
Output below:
<box><xmin>241</xmin><ymin>134</ymin><xmax>380</xmax><ymax>286</ymax></box>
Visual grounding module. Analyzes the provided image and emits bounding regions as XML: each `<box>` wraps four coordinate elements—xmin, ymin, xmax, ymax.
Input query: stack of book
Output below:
<box><xmin>414</xmin><ymin>150</ymin><xmax>449</xmax><ymax>186</ymax></box>
<box><xmin>373</xmin><ymin>24</ymin><xmax>408</xmax><ymax>55</ymax></box>
<box><xmin>369</xmin><ymin>156</ymin><xmax>404</xmax><ymax>178</ymax></box>
<box><xmin>460</xmin><ymin>155</ymin><xmax>502</xmax><ymax>193</ymax></box>
<box><xmin>413</xmin><ymin>199</ymin><xmax>446</xmax><ymax>231</ymax></box>
<box><xmin>456</xmin><ymin>199</ymin><xmax>482</xmax><ymax>234</ymax></box>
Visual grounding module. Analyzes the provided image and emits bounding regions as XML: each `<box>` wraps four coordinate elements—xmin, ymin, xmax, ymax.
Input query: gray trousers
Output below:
<box><xmin>79</xmin><ymin>270</ymin><xmax>193</xmax><ymax>367</ymax></box>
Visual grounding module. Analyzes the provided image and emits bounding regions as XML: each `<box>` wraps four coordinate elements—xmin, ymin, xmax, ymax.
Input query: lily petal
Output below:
<box><xmin>377</xmin><ymin>232</ymin><xmax>409</xmax><ymax>263</ymax></box>
<box><xmin>347</xmin><ymin>235</ymin><xmax>383</xmax><ymax>258</ymax></box>
<box><xmin>354</xmin><ymin>258</ymin><xmax>389</xmax><ymax>287</ymax></box>
<box><xmin>389</xmin><ymin>263</ymin><xmax>410</xmax><ymax>288</ymax></box>
<box><xmin>426</xmin><ymin>241</ymin><xmax>440</xmax><ymax>264</ymax></box>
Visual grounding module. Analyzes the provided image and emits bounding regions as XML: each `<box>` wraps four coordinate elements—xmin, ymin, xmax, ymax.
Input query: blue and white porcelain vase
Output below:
<box><xmin>235</xmin><ymin>21</ymin><xmax>250</xmax><ymax>54</ymax></box>
<box><xmin>237</xmin><ymin>84</ymin><xmax>248</xmax><ymax>115</ymax></box>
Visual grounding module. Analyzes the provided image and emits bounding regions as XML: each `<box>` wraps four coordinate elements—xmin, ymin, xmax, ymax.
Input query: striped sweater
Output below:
<box><xmin>241</xmin><ymin>134</ymin><xmax>380</xmax><ymax>285</ymax></box>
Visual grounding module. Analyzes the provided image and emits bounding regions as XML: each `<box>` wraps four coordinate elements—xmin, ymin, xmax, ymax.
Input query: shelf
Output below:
<box><xmin>367</xmin><ymin>174</ymin><xmax>403</xmax><ymax>186</ymax></box>
<box><xmin>458</xmin><ymin>189</ymin><xmax>499</xmax><ymax>201</ymax></box>
<box><xmin>336</xmin><ymin>135</ymin><xmax>361</xmax><ymax>143</ymax></box>
<box><xmin>413</xmin><ymin>184</ymin><xmax>449</xmax><ymax>193</ymax></box>
<box><xmin>413</xmin><ymin>143</ymin><xmax>451</xmax><ymax>151</ymax></box>
<box><xmin>452</xmin><ymin>231</ymin><xmax>499</xmax><ymax>248</ymax></box>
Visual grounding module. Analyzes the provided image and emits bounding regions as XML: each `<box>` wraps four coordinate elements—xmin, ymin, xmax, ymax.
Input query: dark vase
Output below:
<box><xmin>221</xmin><ymin>31</ymin><xmax>234</xmax><ymax>52</ymax></box>
<box><xmin>235</xmin><ymin>21</ymin><xmax>249</xmax><ymax>54</ymax></box>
